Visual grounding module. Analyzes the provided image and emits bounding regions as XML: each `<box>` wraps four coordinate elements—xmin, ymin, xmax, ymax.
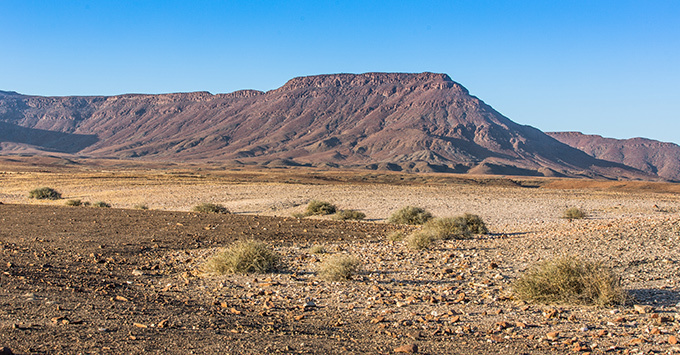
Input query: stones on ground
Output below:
<box><xmin>0</xmin><ymin>347</ymin><xmax>13</xmax><ymax>355</ymax></box>
<box><xmin>393</xmin><ymin>343</ymin><xmax>418</xmax><ymax>353</ymax></box>
<box><xmin>634</xmin><ymin>304</ymin><xmax>653</xmax><ymax>314</ymax></box>
<box><xmin>669</xmin><ymin>335</ymin><xmax>678</xmax><ymax>345</ymax></box>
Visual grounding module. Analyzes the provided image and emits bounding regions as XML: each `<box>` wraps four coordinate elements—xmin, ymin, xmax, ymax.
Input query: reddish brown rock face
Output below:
<box><xmin>0</xmin><ymin>74</ymin><xmax>655</xmax><ymax>179</ymax></box>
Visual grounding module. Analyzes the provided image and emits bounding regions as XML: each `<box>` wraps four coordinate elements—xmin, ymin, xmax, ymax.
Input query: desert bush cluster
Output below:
<box><xmin>563</xmin><ymin>207</ymin><xmax>586</xmax><ymax>220</ymax></box>
<box><xmin>29</xmin><ymin>187</ymin><xmax>62</xmax><ymax>200</ymax></box>
<box><xmin>513</xmin><ymin>255</ymin><xmax>627</xmax><ymax>306</ymax></box>
<box><xmin>387</xmin><ymin>206</ymin><xmax>488</xmax><ymax>250</ymax></box>
<box><xmin>193</xmin><ymin>203</ymin><xmax>230</xmax><ymax>214</ymax></box>
<box><xmin>206</xmin><ymin>240</ymin><xmax>280</xmax><ymax>274</ymax></box>
<box><xmin>294</xmin><ymin>200</ymin><xmax>366</xmax><ymax>221</ymax></box>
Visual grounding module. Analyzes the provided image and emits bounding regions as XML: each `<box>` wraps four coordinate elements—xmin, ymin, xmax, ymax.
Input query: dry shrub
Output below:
<box><xmin>309</xmin><ymin>245</ymin><xmax>327</xmax><ymax>254</ymax></box>
<box><xmin>513</xmin><ymin>255</ymin><xmax>627</xmax><ymax>306</ymax></box>
<box><xmin>206</xmin><ymin>240</ymin><xmax>280</xmax><ymax>274</ymax></box>
<box><xmin>388</xmin><ymin>206</ymin><xmax>433</xmax><ymax>225</ymax></box>
<box><xmin>93</xmin><ymin>201</ymin><xmax>111</xmax><ymax>208</ymax></box>
<box><xmin>405</xmin><ymin>231</ymin><xmax>434</xmax><ymax>250</ymax></box>
<box><xmin>387</xmin><ymin>231</ymin><xmax>406</xmax><ymax>242</ymax></box>
<box><xmin>29</xmin><ymin>187</ymin><xmax>62</xmax><ymax>200</ymax></box>
<box><xmin>305</xmin><ymin>200</ymin><xmax>337</xmax><ymax>216</ymax></box>
<box><xmin>563</xmin><ymin>207</ymin><xmax>586</xmax><ymax>220</ymax></box>
<box><xmin>333</xmin><ymin>209</ymin><xmax>366</xmax><ymax>221</ymax></box>
<box><xmin>422</xmin><ymin>217</ymin><xmax>471</xmax><ymax>240</ymax></box>
<box><xmin>463</xmin><ymin>213</ymin><xmax>488</xmax><ymax>234</ymax></box>
<box><xmin>134</xmin><ymin>204</ymin><xmax>149</xmax><ymax>210</ymax></box>
<box><xmin>319</xmin><ymin>254</ymin><xmax>360</xmax><ymax>281</ymax></box>
<box><xmin>193</xmin><ymin>203</ymin><xmax>229</xmax><ymax>214</ymax></box>
<box><xmin>65</xmin><ymin>199</ymin><xmax>83</xmax><ymax>206</ymax></box>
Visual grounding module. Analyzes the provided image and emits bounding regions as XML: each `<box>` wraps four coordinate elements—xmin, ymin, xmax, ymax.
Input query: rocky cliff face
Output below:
<box><xmin>0</xmin><ymin>73</ymin><xmax>654</xmax><ymax>179</ymax></box>
<box><xmin>548</xmin><ymin>132</ymin><xmax>680</xmax><ymax>182</ymax></box>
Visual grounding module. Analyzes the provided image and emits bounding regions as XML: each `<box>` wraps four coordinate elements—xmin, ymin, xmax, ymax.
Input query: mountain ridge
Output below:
<box><xmin>0</xmin><ymin>72</ymin><xmax>658</xmax><ymax>180</ymax></box>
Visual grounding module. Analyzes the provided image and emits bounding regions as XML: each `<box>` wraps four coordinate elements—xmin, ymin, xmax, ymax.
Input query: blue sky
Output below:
<box><xmin>2</xmin><ymin>1</ymin><xmax>678</xmax><ymax>143</ymax></box>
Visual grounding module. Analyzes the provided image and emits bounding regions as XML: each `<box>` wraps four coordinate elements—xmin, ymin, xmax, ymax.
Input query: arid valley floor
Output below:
<box><xmin>1</xmin><ymin>157</ymin><xmax>680</xmax><ymax>354</ymax></box>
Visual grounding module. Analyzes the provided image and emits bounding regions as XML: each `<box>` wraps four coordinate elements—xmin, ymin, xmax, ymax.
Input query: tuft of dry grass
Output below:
<box><xmin>513</xmin><ymin>255</ymin><xmax>627</xmax><ymax>306</ymax></box>
<box><xmin>463</xmin><ymin>213</ymin><xmax>488</xmax><ymax>234</ymax></box>
<box><xmin>65</xmin><ymin>199</ymin><xmax>83</xmax><ymax>206</ymax></box>
<box><xmin>388</xmin><ymin>206</ymin><xmax>433</xmax><ymax>225</ymax></box>
<box><xmin>193</xmin><ymin>203</ymin><xmax>229</xmax><ymax>214</ymax></box>
<box><xmin>333</xmin><ymin>209</ymin><xmax>366</xmax><ymax>221</ymax></box>
<box><xmin>305</xmin><ymin>200</ymin><xmax>337</xmax><ymax>216</ymax></box>
<box><xmin>133</xmin><ymin>204</ymin><xmax>149</xmax><ymax>210</ymax></box>
<box><xmin>309</xmin><ymin>245</ymin><xmax>327</xmax><ymax>254</ymax></box>
<box><xmin>29</xmin><ymin>187</ymin><xmax>62</xmax><ymax>200</ymax></box>
<box><xmin>563</xmin><ymin>207</ymin><xmax>586</xmax><ymax>220</ymax></box>
<box><xmin>422</xmin><ymin>217</ymin><xmax>471</xmax><ymax>240</ymax></box>
<box><xmin>319</xmin><ymin>254</ymin><xmax>360</xmax><ymax>281</ymax></box>
<box><xmin>405</xmin><ymin>231</ymin><xmax>434</xmax><ymax>250</ymax></box>
<box><xmin>93</xmin><ymin>201</ymin><xmax>111</xmax><ymax>208</ymax></box>
<box><xmin>205</xmin><ymin>240</ymin><xmax>280</xmax><ymax>274</ymax></box>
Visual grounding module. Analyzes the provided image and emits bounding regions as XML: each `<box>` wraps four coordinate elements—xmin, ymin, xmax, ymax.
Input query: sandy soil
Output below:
<box><xmin>1</xmin><ymin>163</ymin><xmax>680</xmax><ymax>354</ymax></box>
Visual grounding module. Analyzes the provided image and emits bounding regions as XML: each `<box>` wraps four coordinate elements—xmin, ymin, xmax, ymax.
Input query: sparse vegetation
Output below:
<box><xmin>134</xmin><ymin>204</ymin><xmax>149</xmax><ymax>210</ymax></box>
<box><xmin>309</xmin><ymin>245</ymin><xmax>327</xmax><ymax>254</ymax></box>
<box><xmin>93</xmin><ymin>201</ymin><xmax>111</xmax><ymax>208</ymax></box>
<box><xmin>333</xmin><ymin>209</ymin><xmax>366</xmax><ymax>221</ymax></box>
<box><xmin>563</xmin><ymin>207</ymin><xmax>586</xmax><ymax>220</ymax></box>
<box><xmin>513</xmin><ymin>255</ymin><xmax>627</xmax><ymax>306</ymax></box>
<box><xmin>463</xmin><ymin>213</ymin><xmax>488</xmax><ymax>234</ymax></box>
<box><xmin>387</xmin><ymin>231</ymin><xmax>406</xmax><ymax>242</ymax></box>
<box><xmin>319</xmin><ymin>254</ymin><xmax>361</xmax><ymax>281</ymax></box>
<box><xmin>405</xmin><ymin>231</ymin><xmax>434</xmax><ymax>250</ymax></box>
<box><xmin>206</xmin><ymin>240</ymin><xmax>280</xmax><ymax>274</ymax></box>
<box><xmin>305</xmin><ymin>200</ymin><xmax>337</xmax><ymax>216</ymax></box>
<box><xmin>193</xmin><ymin>203</ymin><xmax>229</xmax><ymax>214</ymax></box>
<box><xmin>28</xmin><ymin>187</ymin><xmax>62</xmax><ymax>200</ymax></box>
<box><xmin>422</xmin><ymin>217</ymin><xmax>472</xmax><ymax>240</ymax></box>
<box><xmin>388</xmin><ymin>206</ymin><xmax>433</xmax><ymax>225</ymax></box>
<box><xmin>65</xmin><ymin>199</ymin><xmax>83</xmax><ymax>206</ymax></box>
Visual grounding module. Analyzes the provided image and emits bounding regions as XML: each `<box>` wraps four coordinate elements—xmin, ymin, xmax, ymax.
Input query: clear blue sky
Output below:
<box><xmin>2</xmin><ymin>1</ymin><xmax>678</xmax><ymax>143</ymax></box>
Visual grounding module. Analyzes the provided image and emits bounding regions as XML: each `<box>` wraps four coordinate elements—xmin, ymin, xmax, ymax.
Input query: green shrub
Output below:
<box><xmin>193</xmin><ymin>203</ymin><xmax>229</xmax><ymax>214</ymax></box>
<box><xmin>387</xmin><ymin>231</ymin><xmax>406</xmax><ymax>242</ymax></box>
<box><xmin>305</xmin><ymin>200</ymin><xmax>337</xmax><ymax>216</ymax></box>
<box><xmin>333</xmin><ymin>209</ymin><xmax>366</xmax><ymax>221</ymax></box>
<box><xmin>319</xmin><ymin>254</ymin><xmax>360</xmax><ymax>281</ymax></box>
<box><xmin>513</xmin><ymin>256</ymin><xmax>627</xmax><ymax>306</ymax></box>
<box><xmin>388</xmin><ymin>206</ymin><xmax>433</xmax><ymax>225</ymax></box>
<box><xmin>28</xmin><ymin>187</ymin><xmax>62</xmax><ymax>200</ymax></box>
<box><xmin>93</xmin><ymin>201</ymin><xmax>111</xmax><ymax>208</ymax></box>
<box><xmin>206</xmin><ymin>240</ymin><xmax>280</xmax><ymax>274</ymax></box>
<box><xmin>463</xmin><ymin>213</ymin><xmax>488</xmax><ymax>234</ymax></box>
<box><xmin>405</xmin><ymin>231</ymin><xmax>434</xmax><ymax>250</ymax></box>
<box><xmin>65</xmin><ymin>199</ymin><xmax>83</xmax><ymax>206</ymax></box>
<box><xmin>563</xmin><ymin>207</ymin><xmax>586</xmax><ymax>220</ymax></box>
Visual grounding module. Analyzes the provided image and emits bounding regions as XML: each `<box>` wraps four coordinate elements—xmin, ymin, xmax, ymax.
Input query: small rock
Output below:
<box><xmin>133</xmin><ymin>322</ymin><xmax>147</xmax><ymax>328</ymax></box>
<box><xmin>488</xmin><ymin>262</ymin><xmax>498</xmax><ymax>269</ymax></box>
<box><xmin>394</xmin><ymin>343</ymin><xmax>418</xmax><ymax>353</ymax></box>
<box><xmin>634</xmin><ymin>305</ymin><xmax>653</xmax><ymax>314</ymax></box>
<box><xmin>669</xmin><ymin>335</ymin><xmax>678</xmax><ymax>345</ymax></box>
<box><xmin>546</xmin><ymin>331</ymin><xmax>559</xmax><ymax>340</ymax></box>
<box><xmin>132</xmin><ymin>269</ymin><xmax>144</xmax><ymax>276</ymax></box>
<box><xmin>115</xmin><ymin>295</ymin><xmax>129</xmax><ymax>302</ymax></box>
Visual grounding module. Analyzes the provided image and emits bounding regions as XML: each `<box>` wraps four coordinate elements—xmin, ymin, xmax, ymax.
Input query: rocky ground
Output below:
<box><xmin>1</xmin><ymin>166</ymin><xmax>680</xmax><ymax>354</ymax></box>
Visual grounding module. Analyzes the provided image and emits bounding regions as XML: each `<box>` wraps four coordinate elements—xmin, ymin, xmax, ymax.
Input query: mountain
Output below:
<box><xmin>548</xmin><ymin>132</ymin><xmax>680</xmax><ymax>182</ymax></box>
<box><xmin>0</xmin><ymin>72</ymin><xmax>654</xmax><ymax>179</ymax></box>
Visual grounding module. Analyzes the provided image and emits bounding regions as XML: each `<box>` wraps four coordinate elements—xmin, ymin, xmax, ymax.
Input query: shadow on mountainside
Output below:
<box><xmin>0</xmin><ymin>121</ymin><xmax>98</xmax><ymax>154</ymax></box>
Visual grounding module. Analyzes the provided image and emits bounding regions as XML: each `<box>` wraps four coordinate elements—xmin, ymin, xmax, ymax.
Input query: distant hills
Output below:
<box><xmin>0</xmin><ymin>72</ymin><xmax>671</xmax><ymax>180</ymax></box>
<box><xmin>548</xmin><ymin>132</ymin><xmax>680</xmax><ymax>182</ymax></box>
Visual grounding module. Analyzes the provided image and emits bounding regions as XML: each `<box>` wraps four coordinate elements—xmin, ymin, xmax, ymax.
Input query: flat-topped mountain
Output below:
<box><xmin>548</xmin><ymin>132</ymin><xmax>680</xmax><ymax>182</ymax></box>
<box><xmin>0</xmin><ymin>73</ymin><xmax>654</xmax><ymax>179</ymax></box>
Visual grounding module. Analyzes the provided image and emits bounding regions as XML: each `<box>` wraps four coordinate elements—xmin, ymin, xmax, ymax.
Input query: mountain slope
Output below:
<box><xmin>548</xmin><ymin>132</ymin><xmax>680</xmax><ymax>182</ymax></box>
<box><xmin>0</xmin><ymin>73</ymin><xmax>653</xmax><ymax>179</ymax></box>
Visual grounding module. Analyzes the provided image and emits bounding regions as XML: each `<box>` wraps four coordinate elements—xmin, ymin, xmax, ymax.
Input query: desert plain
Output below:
<box><xmin>1</xmin><ymin>157</ymin><xmax>680</xmax><ymax>354</ymax></box>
